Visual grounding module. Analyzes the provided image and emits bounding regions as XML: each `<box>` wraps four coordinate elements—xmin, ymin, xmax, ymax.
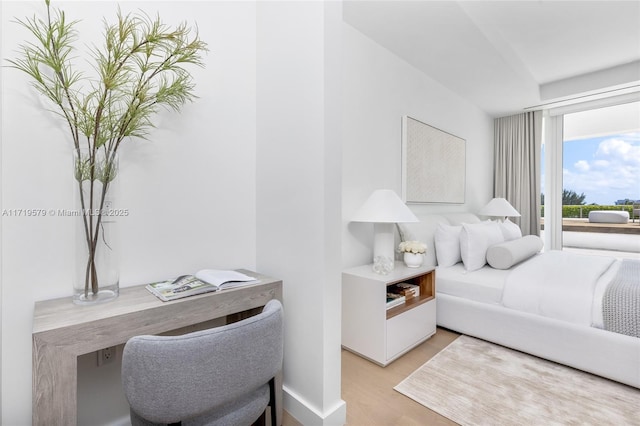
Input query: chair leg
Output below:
<box><xmin>269</xmin><ymin>377</ymin><xmax>277</xmax><ymax>426</ymax></box>
<box><xmin>252</xmin><ymin>410</ymin><xmax>266</xmax><ymax>426</ymax></box>
<box><xmin>252</xmin><ymin>378</ymin><xmax>277</xmax><ymax>426</ymax></box>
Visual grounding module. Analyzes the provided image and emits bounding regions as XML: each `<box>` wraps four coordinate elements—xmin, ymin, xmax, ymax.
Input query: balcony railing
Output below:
<box><xmin>540</xmin><ymin>204</ymin><xmax>635</xmax><ymax>219</ymax></box>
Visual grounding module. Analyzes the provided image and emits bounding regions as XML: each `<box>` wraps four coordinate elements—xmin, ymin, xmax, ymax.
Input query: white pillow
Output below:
<box><xmin>459</xmin><ymin>222</ymin><xmax>504</xmax><ymax>271</ymax></box>
<box><xmin>434</xmin><ymin>224</ymin><xmax>462</xmax><ymax>267</ymax></box>
<box><xmin>499</xmin><ymin>219</ymin><xmax>522</xmax><ymax>241</ymax></box>
<box><xmin>398</xmin><ymin>215</ymin><xmax>449</xmax><ymax>267</ymax></box>
<box><xmin>486</xmin><ymin>235</ymin><xmax>543</xmax><ymax>270</ymax></box>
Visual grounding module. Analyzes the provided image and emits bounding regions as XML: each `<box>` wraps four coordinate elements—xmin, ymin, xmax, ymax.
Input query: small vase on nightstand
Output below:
<box><xmin>403</xmin><ymin>252</ymin><xmax>424</xmax><ymax>268</ymax></box>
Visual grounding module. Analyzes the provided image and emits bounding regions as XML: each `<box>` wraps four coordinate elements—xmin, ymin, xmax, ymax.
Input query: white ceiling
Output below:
<box><xmin>343</xmin><ymin>1</ymin><xmax>640</xmax><ymax>117</ymax></box>
<box><xmin>563</xmin><ymin>101</ymin><xmax>640</xmax><ymax>141</ymax></box>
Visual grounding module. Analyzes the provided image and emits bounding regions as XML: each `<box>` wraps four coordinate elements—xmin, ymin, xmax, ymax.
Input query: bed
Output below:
<box><xmin>398</xmin><ymin>212</ymin><xmax>640</xmax><ymax>389</ymax></box>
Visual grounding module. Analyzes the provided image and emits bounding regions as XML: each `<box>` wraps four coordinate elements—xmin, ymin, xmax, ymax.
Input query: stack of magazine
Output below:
<box><xmin>146</xmin><ymin>269</ymin><xmax>258</xmax><ymax>302</ymax></box>
<box><xmin>386</xmin><ymin>292</ymin><xmax>406</xmax><ymax>310</ymax></box>
<box><xmin>386</xmin><ymin>282</ymin><xmax>420</xmax><ymax>310</ymax></box>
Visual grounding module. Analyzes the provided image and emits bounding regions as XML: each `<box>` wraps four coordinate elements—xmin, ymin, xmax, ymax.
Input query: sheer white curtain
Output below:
<box><xmin>493</xmin><ymin>111</ymin><xmax>543</xmax><ymax>235</ymax></box>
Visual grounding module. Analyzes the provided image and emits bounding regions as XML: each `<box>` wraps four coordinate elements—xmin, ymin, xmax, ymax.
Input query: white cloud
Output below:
<box><xmin>565</xmin><ymin>133</ymin><xmax>640</xmax><ymax>203</ymax></box>
<box><xmin>595</xmin><ymin>137</ymin><xmax>640</xmax><ymax>164</ymax></box>
<box><xmin>574</xmin><ymin>160</ymin><xmax>590</xmax><ymax>172</ymax></box>
<box><xmin>592</xmin><ymin>159</ymin><xmax>610</xmax><ymax>168</ymax></box>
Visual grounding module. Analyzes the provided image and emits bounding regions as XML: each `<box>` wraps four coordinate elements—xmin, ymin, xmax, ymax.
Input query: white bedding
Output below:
<box><xmin>437</xmin><ymin>251</ymin><xmax>623</xmax><ymax>329</ymax></box>
<box><xmin>436</xmin><ymin>263</ymin><xmax>508</xmax><ymax>304</ymax></box>
<box><xmin>501</xmin><ymin>251</ymin><xmax>621</xmax><ymax>328</ymax></box>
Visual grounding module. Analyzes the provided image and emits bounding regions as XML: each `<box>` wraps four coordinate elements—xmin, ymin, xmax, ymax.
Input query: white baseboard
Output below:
<box><xmin>283</xmin><ymin>385</ymin><xmax>347</xmax><ymax>425</ymax></box>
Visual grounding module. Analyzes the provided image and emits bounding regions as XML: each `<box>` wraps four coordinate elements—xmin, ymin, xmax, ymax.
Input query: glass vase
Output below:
<box><xmin>72</xmin><ymin>149</ymin><xmax>120</xmax><ymax>304</ymax></box>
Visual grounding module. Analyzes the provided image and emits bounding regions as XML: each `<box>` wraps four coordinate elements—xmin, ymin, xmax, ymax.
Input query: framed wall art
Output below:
<box><xmin>401</xmin><ymin>116</ymin><xmax>466</xmax><ymax>204</ymax></box>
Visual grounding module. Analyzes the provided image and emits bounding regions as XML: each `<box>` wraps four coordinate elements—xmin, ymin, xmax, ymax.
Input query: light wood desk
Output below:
<box><xmin>32</xmin><ymin>270</ymin><xmax>282</xmax><ymax>425</ymax></box>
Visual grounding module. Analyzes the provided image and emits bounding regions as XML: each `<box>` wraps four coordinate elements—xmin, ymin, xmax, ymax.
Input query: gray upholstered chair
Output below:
<box><xmin>121</xmin><ymin>299</ymin><xmax>284</xmax><ymax>426</ymax></box>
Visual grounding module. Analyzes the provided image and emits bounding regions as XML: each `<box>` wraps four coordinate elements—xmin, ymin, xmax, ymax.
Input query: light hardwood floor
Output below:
<box><xmin>283</xmin><ymin>327</ymin><xmax>461</xmax><ymax>426</ymax></box>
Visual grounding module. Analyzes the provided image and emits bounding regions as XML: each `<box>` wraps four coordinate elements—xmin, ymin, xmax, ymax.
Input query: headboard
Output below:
<box><xmin>397</xmin><ymin>212</ymin><xmax>480</xmax><ymax>267</ymax></box>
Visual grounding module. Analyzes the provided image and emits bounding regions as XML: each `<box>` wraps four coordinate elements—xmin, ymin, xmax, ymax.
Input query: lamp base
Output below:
<box><xmin>372</xmin><ymin>223</ymin><xmax>395</xmax><ymax>275</ymax></box>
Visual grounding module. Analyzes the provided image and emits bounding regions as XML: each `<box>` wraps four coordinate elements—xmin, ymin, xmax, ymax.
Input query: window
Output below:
<box><xmin>542</xmin><ymin>100</ymin><xmax>640</xmax><ymax>257</ymax></box>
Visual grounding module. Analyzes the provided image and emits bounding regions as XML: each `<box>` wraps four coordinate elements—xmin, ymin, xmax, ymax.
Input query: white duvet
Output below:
<box><xmin>501</xmin><ymin>251</ymin><xmax>620</xmax><ymax>328</ymax></box>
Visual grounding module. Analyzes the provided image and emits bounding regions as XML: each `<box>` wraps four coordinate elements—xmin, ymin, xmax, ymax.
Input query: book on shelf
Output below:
<box><xmin>146</xmin><ymin>269</ymin><xmax>259</xmax><ymax>302</ymax></box>
<box><xmin>386</xmin><ymin>292</ymin><xmax>406</xmax><ymax>310</ymax></box>
<box><xmin>388</xmin><ymin>282</ymin><xmax>419</xmax><ymax>300</ymax></box>
<box><xmin>395</xmin><ymin>282</ymin><xmax>420</xmax><ymax>299</ymax></box>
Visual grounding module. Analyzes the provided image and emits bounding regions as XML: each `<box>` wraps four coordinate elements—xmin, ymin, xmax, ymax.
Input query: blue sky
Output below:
<box><xmin>551</xmin><ymin>132</ymin><xmax>640</xmax><ymax>205</ymax></box>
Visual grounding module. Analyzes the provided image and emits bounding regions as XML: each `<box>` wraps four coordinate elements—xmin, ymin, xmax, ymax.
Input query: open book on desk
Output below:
<box><xmin>146</xmin><ymin>269</ymin><xmax>259</xmax><ymax>302</ymax></box>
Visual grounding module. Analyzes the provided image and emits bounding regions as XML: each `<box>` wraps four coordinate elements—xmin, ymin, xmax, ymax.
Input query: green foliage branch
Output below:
<box><xmin>562</xmin><ymin>189</ymin><xmax>586</xmax><ymax>206</ymax></box>
<box><xmin>7</xmin><ymin>0</ymin><xmax>207</xmax><ymax>297</ymax></box>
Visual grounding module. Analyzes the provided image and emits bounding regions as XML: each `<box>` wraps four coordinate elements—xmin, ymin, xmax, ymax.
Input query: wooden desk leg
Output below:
<box><xmin>33</xmin><ymin>337</ymin><xmax>78</xmax><ymax>425</ymax></box>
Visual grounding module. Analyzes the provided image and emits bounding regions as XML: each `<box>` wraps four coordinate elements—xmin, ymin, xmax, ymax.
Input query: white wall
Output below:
<box><xmin>256</xmin><ymin>2</ymin><xmax>345</xmax><ymax>424</ymax></box>
<box><xmin>342</xmin><ymin>24</ymin><xmax>494</xmax><ymax>268</ymax></box>
<box><xmin>1</xmin><ymin>1</ymin><xmax>258</xmax><ymax>423</ymax></box>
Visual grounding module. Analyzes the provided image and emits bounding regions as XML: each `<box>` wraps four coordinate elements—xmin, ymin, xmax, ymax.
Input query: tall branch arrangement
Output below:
<box><xmin>7</xmin><ymin>0</ymin><xmax>207</xmax><ymax>298</ymax></box>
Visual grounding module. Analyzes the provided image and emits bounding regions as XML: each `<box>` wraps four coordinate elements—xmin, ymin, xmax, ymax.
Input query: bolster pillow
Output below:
<box><xmin>486</xmin><ymin>235</ymin><xmax>543</xmax><ymax>270</ymax></box>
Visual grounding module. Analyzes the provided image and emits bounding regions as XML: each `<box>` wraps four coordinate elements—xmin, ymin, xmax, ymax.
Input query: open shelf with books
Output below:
<box><xmin>386</xmin><ymin>271</ymin><xmax>435</xmax><ymax>319</ymax></box>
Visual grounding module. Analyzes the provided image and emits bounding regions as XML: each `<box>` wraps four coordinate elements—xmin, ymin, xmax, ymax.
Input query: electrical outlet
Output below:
<box><xmin>97</xmin><ymin>346</ymin><xmax>117</xmax><ymax>366</ymax></box>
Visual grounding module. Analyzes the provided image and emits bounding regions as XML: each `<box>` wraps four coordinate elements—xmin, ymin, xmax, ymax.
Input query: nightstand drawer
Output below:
<box><xmin>386</xmin><ymin>299</ymin><xmax>436</xmax><ymax>360</ymax></box>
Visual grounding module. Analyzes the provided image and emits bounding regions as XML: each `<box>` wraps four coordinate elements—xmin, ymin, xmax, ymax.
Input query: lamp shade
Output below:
<box><xmin>478</xmin><ymin>197</ymin><xmax>521</xmax><ymax>217</ymax></box>
<box><xmin>351</xmin><ymin>189</ymin><xmax>419</xmax><ymax>223</ymax></box>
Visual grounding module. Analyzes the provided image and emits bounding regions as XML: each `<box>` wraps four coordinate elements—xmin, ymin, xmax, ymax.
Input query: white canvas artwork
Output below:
<box><xmin>402</xmin><ymin>116</ymin><xmax>466</xmax><ymax>204</ymax></box>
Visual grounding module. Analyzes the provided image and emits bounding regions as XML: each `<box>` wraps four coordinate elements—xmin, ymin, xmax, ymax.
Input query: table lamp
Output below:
<box><xmin>478</xmin><ymin>197</ymin><xmax>521</xmax><ymax>221</ymax></box>
<box><xmin>352</xmin><ymin>189</ymin><xmax>419</xmax><ymax>273</ymax></box>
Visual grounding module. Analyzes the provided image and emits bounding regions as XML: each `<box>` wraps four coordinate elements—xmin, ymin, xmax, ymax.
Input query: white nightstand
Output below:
<box><xmin>341</xmin><ymin>261</ymin><xmax>436</xmax><ymax>366</ymax></box>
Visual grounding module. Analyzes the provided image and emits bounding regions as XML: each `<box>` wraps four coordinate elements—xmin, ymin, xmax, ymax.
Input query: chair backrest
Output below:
<box><xmin>122</xmin><ymin>299</ymin><xmax>284</xmax><ymax>423</ymax></box>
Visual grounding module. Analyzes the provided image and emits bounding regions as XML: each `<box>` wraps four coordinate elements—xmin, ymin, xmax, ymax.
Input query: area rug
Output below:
<box><xmin>394</xmin><ymin>335</ymin><xmax>640</xmax><ymax>425</ymax></box>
